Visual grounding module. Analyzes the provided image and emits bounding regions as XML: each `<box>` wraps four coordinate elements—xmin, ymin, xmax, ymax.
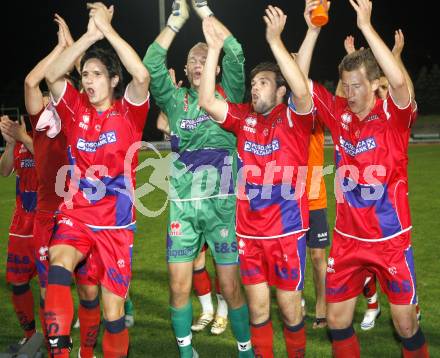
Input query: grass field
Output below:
<box><xmin>0</xmin><ymin>145</ymin><xmax>439</xmax><ymax>357</ymax></box>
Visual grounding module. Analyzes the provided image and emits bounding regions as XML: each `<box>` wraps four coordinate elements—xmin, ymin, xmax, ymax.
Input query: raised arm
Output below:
<box><xmin>213</xmin><ymin>17</ymin><xmax>246</xmax><ymax>103</ymax></box>
<box><xmin>198</xmin><ymin>17</ymin><xmax>228</xmax><ymax>122</ymax></box>
<box><xmin>25</xmin><ymin>15</ymin><xmax>69</xmax><ymax>116</ymax></box>
<box><xmin>392</xmin><ymin>29</ymin><xmax>415</xmax><ymax>99</ymax></box>
<box><xmin>264</xmin><ymin>6</ymin><xmax>311</xmax><ymax>113</ymax></box>
<box><xmin>45</xmin><ymin>12</ymin><xmax>105</xmax><ymax>101</ymax></box>
<box><xmin>350</xmin><ymin>0</ymin><xmax>409</xmax><ymax>106</ymax></box>
<box><xmin>89</xmin><ymin>3</ymin><xmax>149</xmax><ymax>103</ymax></box>
<box><xmin>143</xmin><ymin>0</ymin><xmax>189</xmax><ymax>111</ymax></box>
<box><xmin>0</xmin><ymin>116</ymin><xmax>16</xmax><ymax>177</ymax></box>
<box><xmin>296</xmin><ymin>0</ymin><xmax>325</xmax><ymax>79</ymax></box>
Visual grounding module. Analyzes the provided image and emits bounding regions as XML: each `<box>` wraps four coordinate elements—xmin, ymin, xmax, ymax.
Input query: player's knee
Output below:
<box><xmin>394</xmin><ymin>317</ymin><xmax>419</xmax><ymax>338</ymax></box>
<box><xmin>77</xmin><ymin>285</ymin><xmax>99</xmax><ymax>301</ymax></box>
<box><xmin>310</xmin><ymin>249</ymin><xmax>326</xmax><ymax>267</ymax></box>
<box><xmin>327</xmin><ymin>311</ymin><xmax>351</xmax><ymax>329</ymax></box>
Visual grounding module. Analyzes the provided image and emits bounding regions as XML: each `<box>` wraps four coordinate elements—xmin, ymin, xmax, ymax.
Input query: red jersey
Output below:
<box><xmin>30</xmin><ymin>109</ymin><xmax>68</xmax><ymax>212</ymax></box>
<box><xmin>13</xmin><ymin>141</ymin><xmax>38</xmax><ymax>214</ymax></box>
<box><xmin>312</xmin><ymin>82</ymin><xmax>415</xmax><ymax>241</ymax></box>
<box><xmin>53</xmin><ymin>82</ymin><xmax>150</xmax><ymax>230</ymax></box>
<box><xmin>221</xmin><ymin>99</ymin><xmax>313</xmax><ymax>239</ymax></box>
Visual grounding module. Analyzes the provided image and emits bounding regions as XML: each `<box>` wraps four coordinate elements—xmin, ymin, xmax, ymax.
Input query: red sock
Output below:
<box><xmin>79</xmin><ymin>301</ymin><xmax>100</xmax><ymax>358</ymax></box>
<box><xmin>251</xmin><ymin>320</ymin><xmax>274</xmax><ymax>358</ymax></box>
<box><xmin>11</xmin><ymin>284</ymin><xmax>36</xmax><ymax>338</ymax></box>
<box><xmin>332</xmin><ymin>334</ymin><xmax>360</xmax><ymax>358</ymax></box>
<box><xmin>402</xmin><ymin>345</ymin><xmax>429</xmax><ymax>358</ymax></box>
<box><xmin>283</xmin><ymin>322</ymin><xmax>306</xmax><ymax>358</ymax></box>
<box><xmin>215</xmin><ymin>274</ymin><xmax>221</xmax><ymax>294</ymax></box>
<box><xmin>363</xmin><ymin>276</ymin><xmax>378</xmax><ymax>310</ymax></box>
<box><xmin>102</xmin><ymin>327</ymin><xmax>129</xmax><ymax>358</ymax></box>
<box><xmin>45</xmin><ymin>266</ymin><xmax>73</xmax><ymax>358</ymax></box>
<box><xmin>193</xmin><ymin>268</ymin><xmax>211</xmax><ymax>296</ymax></box>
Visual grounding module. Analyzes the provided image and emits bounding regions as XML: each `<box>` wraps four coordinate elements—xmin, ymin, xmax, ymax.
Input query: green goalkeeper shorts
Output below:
<box><xmin>166</xmin><ymin>195</ymin><xmax>238</xmax><ymax>265</ymax></box>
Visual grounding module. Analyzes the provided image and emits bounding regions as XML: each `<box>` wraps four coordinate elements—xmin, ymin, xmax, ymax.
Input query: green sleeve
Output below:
<box><xmin>143</xmin><ymin>41</ymin><xmax>178</xmax><ymax>114</ymax></box>
<box><xmin>220</xmin><ymin>35</ymin><xmax>246</xmax><ymax>104</ymax></box>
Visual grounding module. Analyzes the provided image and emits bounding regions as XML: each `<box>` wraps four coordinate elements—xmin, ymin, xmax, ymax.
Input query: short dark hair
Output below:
<box><xmin>250</xmin><ymin>62</ymin><xmax>287</xmax><ymax>89</ymax></box>
<box><xmin>338</xmin><ymin>48</ymin><xmax>381</xmax><ymax>82</ymax></box>
<box><xmin>80</xmin><ymin>44</ymin><xmax>124</xmax><ymax>99</ymax></box>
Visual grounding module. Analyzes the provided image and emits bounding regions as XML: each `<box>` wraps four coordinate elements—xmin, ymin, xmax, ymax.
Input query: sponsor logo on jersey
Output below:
<box><xmin>20</xmin><ymin>158</ymin><xmax>35</xmax><ymax>168</ymax></box>
<box><xmin>180</xmin><ymin>114</ymin><xmax>210</xmax><ymax>130</ymax></box>
<box><xmin>79</xmin><ymin>115</ymin><xmax>90</xmax><ymax>130</ymax></box>
<box><xmin>169</xmin><ymin>221</ymin><xmax>182</xmax><ymax>236</ymax></box>
<box><xmin>366</xmin><ymin>114</ymin><xmax>380</xmax><ymax>122</ymax></box>
<box><xmin>244</xmin><ymin>139</ymin><xmax>280</xmax><ymax>156</ymax></box>
<box><xmin>219</xmin><ymin>228</ymin><xmax>229</xmax><ymax>238</ymax></box>
<box><xmin>339</xmin><ymin>136</ymin><xmax>377</xmax><ymax>157</ymax></box>
<box><xmin>58</xmin><ymin>217</ymin><xmax>73</xmax><ymax>227</ymax></box>
<box><xmin>76</xmin><ymin>131</ymin><xmax>117</xmax><ymax>152</ymax></box>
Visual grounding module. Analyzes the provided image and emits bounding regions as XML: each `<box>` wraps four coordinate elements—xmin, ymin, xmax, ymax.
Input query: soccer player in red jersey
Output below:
<box><xmin>25</xmin><ymin>14</ymin><xmax>101</xmax><ymax>358</ymax></box>
<box><xmin>0</xmin><ymin>115</ymin><xmax>37</xmax><ymax>347</ymax></box>
<box><xmin>341</xmin><ymin>30</ymin><xmax>421</xmax><ymax>332</ymax></box>
<box><xmin>43</xmin><ymin>3</ymin><xmax>150</xmax><ymax>357</ymax></box>
<box><xmin>297</xmin><ymin>0</ymin><xmax>428</xmax><ymax>356</ymax></box>
<box><xmin>199</xmin><ymin>7</ymin><xmax>313</xmax><ymax>357</ymax></box>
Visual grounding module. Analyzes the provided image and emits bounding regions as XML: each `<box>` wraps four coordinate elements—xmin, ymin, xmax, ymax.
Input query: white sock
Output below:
<box><xmin>367</xmin><ymin>292</ymin><xmax>378</xmax><ymax>305</ymax></box>
<box><xmin>216</xmin><ymin>294</ymin><xmax>228</xmax><ymax>318</ymax></box>
<box><xmin>198</xmin><ymin>293</ymin><xmax>214</xmax><ymax>314</ymax></box>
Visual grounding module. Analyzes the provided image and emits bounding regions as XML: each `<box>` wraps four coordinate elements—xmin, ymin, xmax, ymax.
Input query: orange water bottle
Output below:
<box><xmin>311</xmin><ymin>0</ymin><xmax>329</xmax><ymax>27</ymax></box>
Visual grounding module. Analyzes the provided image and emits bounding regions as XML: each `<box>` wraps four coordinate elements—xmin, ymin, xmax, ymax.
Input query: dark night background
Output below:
<box><xmin>1</xmin><ymin>0</ymin><xmax>438</xmax><ymax>140</ymax></box>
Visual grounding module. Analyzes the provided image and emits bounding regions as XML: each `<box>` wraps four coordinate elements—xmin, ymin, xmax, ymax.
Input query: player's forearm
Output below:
<box><xmin>269</xmin><ymin>38</ymin><xmax>311</xmax><ymax>111</ymax></box>
<box><xmin>199</xmin><ymin>48</ymin><xmax>220</xmax><ymax>109</ymax></box>
<box><xmin>102</xmin><ymin>27</ymin><xmax>149</xmax><ymax>85</ymax></box>
<box><xmin>361</xmin><ymin>25</ymin><xmax>406</xmax><ymax>90</ymax></box>
<box><xmin>154</xmin><ymin>26</ymin><xmax>177</xmax><ymax>51</ymax></box>
<box><xmin>46</xmin><ymin>33</ymin><xmax>97</xmax><ymax>84</ymax></box>
<box><xmin>19</xmin><ymin>134</ymin><xmax>34</xmax><ymax>155</ymax></box>
<box><xmin>199</xmin><ymin>48</ymin><xmax>227</xmax><ymax>122</ymax></box>
<box><xmin>395</xmin><ymin>56</ymin><xmax>415</xmax><ymax>99</ymax></box>
<box><xmin>296</xmin><ymin>28</ymin><xmax>320</xmax><ymax>79</ymax></box>
<box><xmin>221</xmin><ymin>36</ymin><xmax>246</xmax><ymax>103</ymax></box>
<box><xmin>0</xmin><ymin>143</ymin><xmax>15</xmax><ymax>177</ymax></box>
<box><xmin>25</xmin><ymin>44</ymin><xmax>65</xmax><ymax>89</ymax></box>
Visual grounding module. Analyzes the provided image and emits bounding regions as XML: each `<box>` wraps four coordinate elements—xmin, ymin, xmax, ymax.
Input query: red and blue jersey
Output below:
<box><xmin>53</xmin><ymin>82</ymin><xmax>149</xmax><ymax>230</ymax></box>
<box><xmin>312</xmin><ymin>82</ymin><xmax>416</xmax><ymax>241</ymax></box>
<box><xmin>221</xmin><ymin>99</ymin><xmax>313</xmax><ymax>238</ymax></box>
<box><xmin>13</xmin><ymin>141</ymin><xmax>38</xmax><ymax>214</ymax></box>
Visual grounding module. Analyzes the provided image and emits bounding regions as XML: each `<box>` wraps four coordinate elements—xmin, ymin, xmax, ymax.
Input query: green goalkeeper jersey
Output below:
<box><xmin>143</xmin><ymin>36</ymin><xmax>245</xmax><ymax>201</ymax></box>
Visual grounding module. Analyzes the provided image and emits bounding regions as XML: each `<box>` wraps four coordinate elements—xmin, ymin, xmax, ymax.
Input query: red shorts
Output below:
<box><xmin>6</xmin><ymin>212</ymin><xmax>37</xmax><ymax>283</ymax></box>
<box><xmin>326</xmin><ymin>231</ymin><xmax>418</xmax><ymax>305</ymax></box>
<box><xmin>238</xmin><ymin>233</ymin><xmax>306</xmax><ymax>291</ymax></box>
<box><xmin>32</xmin><ymin>211</ymin><xmax>96</xmax><ymax>288</ymax></box>
<box><xmin>51</xmin><ymin>215</ymin><xmax>133</xmax><ymax>298</ymax></box>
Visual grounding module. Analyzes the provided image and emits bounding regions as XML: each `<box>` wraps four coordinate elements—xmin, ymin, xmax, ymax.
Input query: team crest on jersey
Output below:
<box><xmin>238</xmin><ymin>239</ymin><xmax>245</xmax><ymax>255</ymax></box>
<box><xmin>95</xmin><ymin>124</ymin><xmax>101</xmax><ymax>132</ymax></box>
<box><xmin>263</xmin><ymin>128</ymin><xmax>269</xmax><ymax>136</ymax></box>
<box><xmin>117</xmin><ymin>259</ymin><xmax>125</xmax><ymax>268</ymax></box>
<box><xmin>39</xmin><ymin>246</ymin><xmax>49</xmax><ymax>261</ymax></box>
<box><xmin>170</xmin><ymin>221</ymin><xmax>182</xmax><ymax>236</ymax></box>
<box><xmin>244</xmin><ymin>116</ymin><xmax>257</xmax><ymax>134</ymax></box>
<box><xmin>18</xmin><ymin>144</ymin><xmax>28</xmax><ymax>154</ymax></box>
<box><xmin>388</xmin><ymin>266</ymin><xmax>397</xmax><ymax>275</ymax></box>
<box><xmin>327</xmin><ymin>257</ymin><xmax>335</xmax><ymax>273</ymax></box>
<box><xmin>341</xmin><ymin>113</ymin><xmax>352</xmax><ymax>124</ymax></box>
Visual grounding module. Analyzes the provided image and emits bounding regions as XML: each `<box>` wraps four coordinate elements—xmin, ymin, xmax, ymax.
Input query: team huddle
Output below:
<box><xmin>0</xmin><ymin>0</ymin><xmax>429</xmax><ymax>357</ymax></box>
